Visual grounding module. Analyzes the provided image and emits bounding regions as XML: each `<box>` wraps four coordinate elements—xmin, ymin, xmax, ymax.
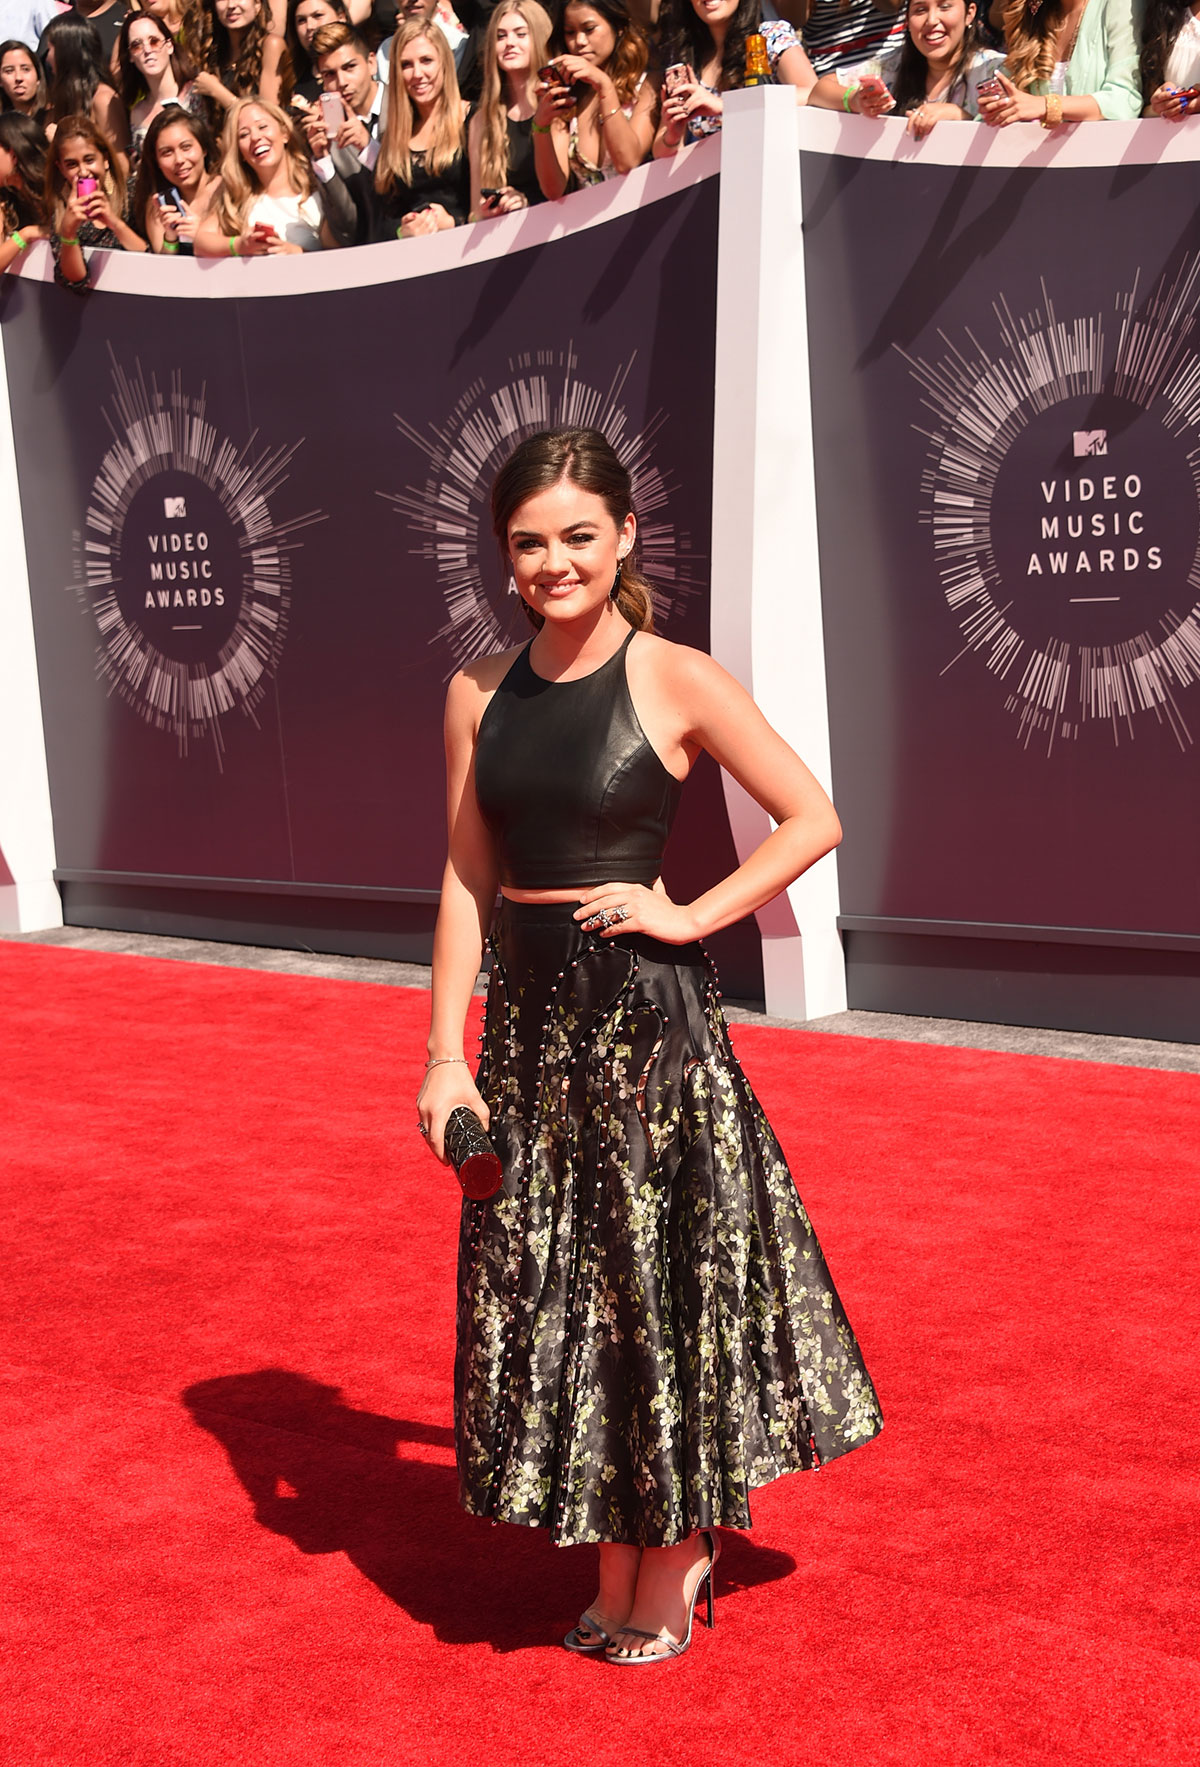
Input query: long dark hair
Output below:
<box><xmin>284</xmin><ymin>0</ymin><xmax>348</xmax><ymax>87</ymax></box>
<box><xmin>117</xmin><ymin>11</ymin><xmax>197</xmax><ymax>110</ymax></box>
<box><xmin>0</xmin><ymin>38</ymin><xmax>47</xmax><ymax>115</ymax></box>
<box><xmin>44</xmin><ymin>111</ymin><xmax>127</xmax><ymax>225</ymax></box>
<box><xmin>550</xmin><ymin>0</ymin><xmax>650</xmax><ymax>109</ymax></box>
<box><xmin>199</xmin><ymin>0</ymin><xmax>287</xmax><ymax>99</ymax></box>
<box><xmin>491</xmin><ymin>428</ymin><xmax>655</xmax><ymax>634</ymax></box>
<box><xmin>130</xmin><ymin>104</ymin><xmax>216</xmax><ymax>234</ymax></box>
<box><xmin>889</xmin><ymin>0</ymin><xmax>982</xmax><ymax>111</ymax></box>
<box><xmin>0</xmin><ymin>108</ymin><xmax>48</xmax><ymax>227</ymax></box>
<box><xmin>656</xmin><ymin>0</ymin><xmax>764</xmax><ymax>92</ymax></box>
<box><xmin>1139</xmin><ymin>0</ymin><xmax>1191</xmax><ymax>103</ymax></box>
<box><xmin>43</xmin><ymin>15</ymin><xmax>112</xmax><ymax>122</ymax></box>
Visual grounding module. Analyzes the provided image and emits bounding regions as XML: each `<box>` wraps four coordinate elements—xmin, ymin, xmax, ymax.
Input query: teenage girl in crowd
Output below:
<box><xmin>809</xmin><ymin>0</ymin><xmax>1003</xmax><ymax>129</ymax></box>
<box><xmin>791</xmin><ymin>0</ymin><xmax>907</xmax><ymax>75</ymax></box>
<box><xmin>286</xmin><ymin>0</ymin><xmax>349</xmax><ymax>100</ymax></box>
<box><xmin>197</xmin><ymin>95</ymin><xmax>336</xmax><ymax>248</ymax></box>
<box><xmin>1140</xmin><ymin>0</ymin><xmax>1200</xmax><ymax>115</ymax></box>
<box><xmin>117</xmin><ymin>10</ymin><xmax>196</xmax><ymax>162</ymax></box>
<box><xmin>653</xmin><ymin>0</ymin><xmax>814</xmax><ymax>155</ymax></box>
<box><xmin>978</xmin><ymin>0</ymin><xmax>1141</xmax><ymax>119</ymax></box>
<box><xmin>0</xmin><ymin>109</ymin><xmax>47</xmax><ymax>271</ymax></box>
<box><xmin>133</xmin><ymin>105</ymin><xmax>220</xmax><ymax>249</ymax></box>
<box><xmin>139</xmin><ymin>0</ymin><xmax>207</xmax><ymax>65</ymax></box>
<box><xmin>367</xmin><ymin>18</ymin><xmax>470</xmax><ymax>235</ymax></box>
<box><xmin>532</xmin><ymin>0</ymin><xmax>655</xmax><ymax>192</ymax></box>
<box><xmin>46</xmin><ymin>112</ymin><xmax>146</xmax><ymax>288</ymax></box>
<box><xmin>194</xmin><ymin>0</ymin><xmax>292</xmax><ymax>121</ymax></box>
<box><xmin>0</xmin><ymin>38</ymin><xmax>48</xmax><ymax>121</ymax></box>
<box><xmin>43</xmin><ymin>15</ymin><xmax>130</xmax><ymax>156</ymax></box>
<box><xmin>467</xmin><ymin>0</ymin><xmax>550</xmax><ymax>216</ymax></box>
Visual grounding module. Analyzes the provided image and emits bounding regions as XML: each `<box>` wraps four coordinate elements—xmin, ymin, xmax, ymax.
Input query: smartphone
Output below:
<box><xmin>480</xmin><ymin>186</ymin><xmax>500</xmax><ymax>199</ymax></box>
<box><xmin>664</xmin><ymin>61</ymin><xmax>688</xmax><ymax>94</ymax></box>
<box><xmin>76</xmin><ymin>174</ymin><xmax>99</xmax><ymax>198</ymax></box>
<box><xmin>975</xmin><ymin>73</ymin><xmax>1004</xmax><ymax>101</ymax></box>
<box><xmin>1178</xmin><ymin>83</ymin><xmax>1200</xmax><ymax>104</ymax></box>
<box><xmin>318</xmin><ymin>91</ymin><xmax>344</xmax><ymax>134</ymax></box>
<box><xmin>252</xmin><ymin>222</ymin><xmax>278</xmax><ymax>238</ymax></box>
<box><xmin>539</xmin><ymin>59</ymin><xmax>588</xmax><ymax>105</ymax></box>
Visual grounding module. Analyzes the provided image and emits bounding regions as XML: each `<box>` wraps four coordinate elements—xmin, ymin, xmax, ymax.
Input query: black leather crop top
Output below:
<box><xmin>473</xmin><ymin>632</ymin><xmax>683</xmax><ymax>889</ymax></box>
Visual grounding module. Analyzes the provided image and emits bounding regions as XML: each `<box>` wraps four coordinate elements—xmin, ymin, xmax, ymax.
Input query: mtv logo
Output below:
<box><xmin>1073</xmin><ymin>430</ymin><xmax>1106</xmax><ymax>458</ymax></box>
<box><xmin>163</xmin><ymin>495</ymin><xmax>187</xmax><ymax>518</ymax></box>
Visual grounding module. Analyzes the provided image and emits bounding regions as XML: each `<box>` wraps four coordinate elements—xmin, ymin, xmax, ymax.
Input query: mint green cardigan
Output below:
<box><xmin>1028</xmin><ymin>0</ymin><xmax>1143</xmax><ymax>120</ymax></box>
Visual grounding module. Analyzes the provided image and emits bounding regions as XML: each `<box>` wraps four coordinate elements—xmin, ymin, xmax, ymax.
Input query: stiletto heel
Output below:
<box><xmin>607</xmin><ymin>1530</ymin><xmax>719</xmax><ymax>1665</ymax></box>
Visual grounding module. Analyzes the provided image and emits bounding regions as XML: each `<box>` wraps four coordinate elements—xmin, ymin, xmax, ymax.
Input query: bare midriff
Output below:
<box><xmin>500</xmin><ymin>878</ymin><xmax>667</xmax><ymax>905</ymax></box>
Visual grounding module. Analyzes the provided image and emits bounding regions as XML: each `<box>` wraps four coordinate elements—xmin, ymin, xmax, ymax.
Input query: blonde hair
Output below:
<box><xmin>1001</xmin><ymin>0</ymin><xmax>1059</xmax><ymax>88</ymax></box>
<box><xmin>215</xmin><ymin>96</ymin><xmax>314</xmax><ymax>233</ymax></box>
<box><xmin>477</xmin><ymin>0</ymin><xmax>551</xmax><ymax>191</ymax></box>
<box><xmin>376</xmin><ymin>21</ymin><xmax>463</xmax><ymax>191</ymax></box>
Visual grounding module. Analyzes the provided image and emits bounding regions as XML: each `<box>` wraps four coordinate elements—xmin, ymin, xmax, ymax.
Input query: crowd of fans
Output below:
<box><xmin>0</xmin><ymin>0</ymin><xmax>1192</xmax><ymax>280</ymax></box>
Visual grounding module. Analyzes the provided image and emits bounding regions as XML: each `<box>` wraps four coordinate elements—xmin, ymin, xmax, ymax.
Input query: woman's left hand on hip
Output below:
<box><xmin>575</xmin><ymin>883</ymin><xmax>699</xmax><ymax>944</ymax></box>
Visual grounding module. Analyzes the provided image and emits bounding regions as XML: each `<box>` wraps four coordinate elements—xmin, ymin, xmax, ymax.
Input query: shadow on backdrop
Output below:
<box><xmin>182</xmin><ymin>1368</ymin><xmax>798</xmax><ymax>1652</ymax></box>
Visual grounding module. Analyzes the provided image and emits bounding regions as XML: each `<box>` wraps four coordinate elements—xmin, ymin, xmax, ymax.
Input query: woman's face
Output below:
<box><xmin>907</xmin><ymin>0</ymin><xmax>973</xmax><ymax>57</ymax></box>
<box><xmin>398</xmin><ymin>35</ymin><xmax>442</xmax><ymax>104</ymax></box>
<box><xmin>294</xmin><ymin>0</ymin><xmax>339</xmax><ymax>50</ymax></box>
<box><xmin>216</xmin><ymin>0</ymin><xmax>260</xmax><ymax>31</ymax></box>
<box><xmin>128</xmin><ymin>18</ymin><xmax>173</xmax><ymax>76</ymax></box>
<box><xmin>236</xmin><ymin>102</ymin><xmax>284</xmax><ymax>176</ymax></box>
<box><xmin>689</xmin><ymin>0</ymin><xmax>737</xmax><ymax>27</ymax></box>
<box><xmin>156</xmin><ymin>118</ymin><xmax>204</xmax><ymax>188</ymax></box>
<box><xmin>0</xmin><ymin>47</ymin><xmax>39</xmax><ymax>107</ymax></box>
<box><xmin>495</xmin><ymin>11</ymin><xmax>532</xmax><ymax>75</ymax></box>
<box><xmin>507</xmin><ymin>481</ymin><xmax>635</xmax><ymax>627</ymax></box>
<box><xmin>562</xmin><ymin>3</ymin><xmax>617</xmax><ymax>64</ymax></box>
<box><xmin>58</xmin><ymin>132</ymin><xmax>106</xmax><ymax>185</ymax></box>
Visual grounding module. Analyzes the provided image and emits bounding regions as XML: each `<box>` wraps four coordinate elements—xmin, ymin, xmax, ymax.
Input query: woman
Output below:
<box><xmin>117</xmin><ymin>10</ymin><xmax>197</xmax><ymax>161</ymax></box>
<box><xmin>978</xmin><ymin>0</ymin><xmax>1141</xmax><ymax>121</ymax></box>
<box><xmin>194</xmin><ymin>0</ymin><xmax>292</xmax><ymax>122</ymax></box>
<box><xmin>285</xmin><ymin>0</ymin><xmax>349</xmax><ymax>101</ymax></box>
<box><xmin>799</xmin><ymin>0</ymin><xmax>907</xmax><ymax>77</ymax></box>
<box><xmin>43</xmin><ymin>15</ymin><xmax>131</xmax><ymax>156</ymax></box>
<box><xmin>467</xmin><ymin>0</ymin><xmax>551</xmax><ymax>217</ymax></box>
<box><xmin>0</xmin><ymin>38</ymin><xmax>48</xmax><ymax>121</ymax></box>
<box><xmin>132</xmin><ymin>105</ymin><xmax>220</xmax><ymax>250</ymax></box>
<box><xmin>140</xmin><ymin>0</ymin><xmax>207</xmax><ymax>66</ymax></box>
<box><xmin>45</xmin><ymin>112</ymin><xmax>147</xmax><ymax>289</ymax></box>
<box><xmin>421</xmin><ymin>427</ymin><xmax>883</xmax><ymax>1663</ymax></box>
<box><xmin>1140</xmin><ymin>0</ymin><xmax>1200</xmax><ymax>115</ymax></box>
<box><xmin>196</xmin><ymin>93</ymin><xmax>336</xmax><ymax>249</ymax></box>
<box><xmin>0</xmin><ymin>109</ymin><xmax>48</xmax><ymax>270</ymax></box>
<box><xmin>653</xmin><ymin>0</ymin><xmax>814</xmax><ymax>155</ymax></box>
<box><xmin>369</xmin><ymin>18</ymin><xmax>469</xmax><ymax>237</ymax></box>
<box><xmin>809</xmin><ymin>0</ymin><xmax>1003</xmax><ymax>130</ymax></box>
<box><xmin>531</xmin><ymin>0</ymin><xmax>655</xmax><ymax>195</ymax></box>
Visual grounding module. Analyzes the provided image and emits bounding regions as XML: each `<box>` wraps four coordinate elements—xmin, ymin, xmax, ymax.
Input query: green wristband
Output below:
<box><xmin>530</xmin><ymin>119</ymin><xmax>552</xmax><ymax>135</ymax></box>
<box><xmin>228</xmin><ymin>235</ymin><xmax>238</xmax><ymax>256</ymax></box>
<box><xmin>162</xmin><ymin>240</ymin><xmax>180</xmax><ymax>254</ymax></box>
<box><xmin>11</xmin><ymin>230</ymin><xmax>26</xmax><ymax>250</ymax></box>
<box><xmin>842</xmin><ymin>84</ymin><xmax>858</xmax><ymax>112</ymax></box>
<box><xmin>59</xmin><ymin>234</ymin><xmax>79</xmax><ymax>245</ymax></box>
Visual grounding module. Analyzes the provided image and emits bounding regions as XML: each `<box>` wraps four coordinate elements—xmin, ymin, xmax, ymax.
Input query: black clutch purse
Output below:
<box><xmin>444</xmin><ymin>1106</ymin><xmax>503</xmax><ymax>1201</ymax></box>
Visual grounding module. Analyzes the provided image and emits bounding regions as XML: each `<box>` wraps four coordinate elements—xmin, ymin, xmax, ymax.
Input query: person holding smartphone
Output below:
<box><xmin>1138</xmin><ymin>0</ymin><xmax>1200</xmax><ymax>116</ymax></box>
<box><xmin>195</xmin><ymin>95</ymin><xmax>336</xmax><ymax>251</ymax></box>
<box><xmin>808</xmin><ymin>0</ymin><xmax>1003</xmax><ymax>130</ymax></box>
<box><xmin>979</xmin><ymin>0</ymin><xmax>1140</xmax><ymax>123</ymax></box>
<box><xmin>132</xmin><ymin>106</ymin><xmax>219</xmax><ymax>250</ymax></box>
<box><xmin>530</xmin><ymin>0</ymin><xmax>655</xmax><ymax>196</ymax></box>
<box><xmin>46</xmin><ymin>111</ymin><xmax>146</xmax><ymax>290</ymax></box>
<box><xmin>652</xmin><ymin>0</ymin><xmax>814</xmax><ymax>156</ymax></box>
<box><xmin>467</xmin><ymin>0</ymin><xmax>551</xmax><ymax>218</ymax></box>
<box><xmin>0</xmin><ymin>109</ymin><xmax>48</xmax><ymax>272</ymax></box>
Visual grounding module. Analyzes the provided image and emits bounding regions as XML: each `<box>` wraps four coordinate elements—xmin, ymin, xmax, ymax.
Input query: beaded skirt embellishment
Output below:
<box><xmin>453</xmin><ymin>900</ymin><xmax>883</xmax><ymax>1549</ymax></box>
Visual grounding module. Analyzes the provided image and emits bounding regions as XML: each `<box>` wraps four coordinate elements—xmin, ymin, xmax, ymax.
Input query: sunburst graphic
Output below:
<box><xmin>74</xmin><ymin>355</ymin><xmax>325</xmax><ymax>758</ymax></box>
<box><xmin>383</xmin><ymin>345</ymin><xmax>705</xmax><ymax>671</ymax></box>
<box><xmin>900</xmin><ymin>266</ymin><xmax>1200</xmax><ymax>753</ymax></box>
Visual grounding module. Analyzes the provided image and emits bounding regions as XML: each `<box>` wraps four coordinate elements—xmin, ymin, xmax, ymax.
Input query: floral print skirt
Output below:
<box><xmin>454</xmin><ymin>900</ymin><xmax>883</xmax><ymax>1548</ymax></box>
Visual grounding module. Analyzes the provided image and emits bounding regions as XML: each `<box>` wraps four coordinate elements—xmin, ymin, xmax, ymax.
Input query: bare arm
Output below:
<box><xmin>576</xmin><ymin>642</ymin><xmax>841</xmax><ymax>943</ymax></box>
<box><xmin>259</xmin><ymin>33</ymin><xmax>287</xmax><ymax>106</ymax></box>
<box><xmin>416</xmin><ymin>666</ymin><xmax>502</xmax><ymax>1160</ymax></box>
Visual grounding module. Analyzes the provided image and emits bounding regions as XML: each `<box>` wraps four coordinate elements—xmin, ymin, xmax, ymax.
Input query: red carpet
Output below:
<box><xmin>1</xmin><ymin>940</ymin><xmax>1197</xmax><ymax>1767</ymax></box>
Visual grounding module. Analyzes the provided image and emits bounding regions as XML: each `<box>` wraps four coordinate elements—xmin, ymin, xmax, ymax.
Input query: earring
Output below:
<box><xmin>610</xmin><ymin>553</ymin><xmax>626</xmax><ymax>600</ymax></box>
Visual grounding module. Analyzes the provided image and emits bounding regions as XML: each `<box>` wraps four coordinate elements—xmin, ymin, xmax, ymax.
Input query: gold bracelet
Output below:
<box><xmin>1042</xmin><ymin>92</ymin><xmax>1063</xmax><ymax>129</ymax></box>
<box><xmin>600</xmin><ymin>104</ymin><xmax>621</xmax><ymax>123</ymax></box>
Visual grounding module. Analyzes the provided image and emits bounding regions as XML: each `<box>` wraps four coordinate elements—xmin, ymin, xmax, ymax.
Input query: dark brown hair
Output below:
<box><xmin>490</xmin><ymin>427</ymin><xmax>655</xmax><ymax>633</ymax></box>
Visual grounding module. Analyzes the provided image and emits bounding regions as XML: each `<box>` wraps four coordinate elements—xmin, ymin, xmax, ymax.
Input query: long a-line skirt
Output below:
<box><xmin>454</xmin><ymin>900</ymin><xmax>884</xmax><ymax>1548</ymax></box>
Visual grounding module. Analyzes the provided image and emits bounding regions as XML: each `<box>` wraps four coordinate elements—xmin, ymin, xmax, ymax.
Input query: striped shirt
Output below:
<box><xmin>802</xmin><ymin>0</ymin><xmax>907</xmax><ymax>76</ymax></box>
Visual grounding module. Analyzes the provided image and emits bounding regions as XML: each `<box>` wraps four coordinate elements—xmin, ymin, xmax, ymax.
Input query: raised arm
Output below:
<box><xmin>417</xmin><ymin>666</ymin><xmax>502</xmax><ymax>1160</ymax></box>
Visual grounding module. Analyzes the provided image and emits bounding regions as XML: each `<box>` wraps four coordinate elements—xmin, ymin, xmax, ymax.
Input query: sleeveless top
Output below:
<box><xmin>473</xmin><ymin>631</ymin><xmax>683</xmax><ymax>889</ymax></box>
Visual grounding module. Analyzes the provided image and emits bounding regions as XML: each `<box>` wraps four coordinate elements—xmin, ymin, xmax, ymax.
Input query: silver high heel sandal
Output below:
<box><xmin>563</xmin><ymin>1610</ymin><xmax>615</xmax><ymax>1654</ymax></box>
<box><xmin>606</xmin><ymin>1531</ymin><xmax>719</xmax><ymax>1665</ymax></box>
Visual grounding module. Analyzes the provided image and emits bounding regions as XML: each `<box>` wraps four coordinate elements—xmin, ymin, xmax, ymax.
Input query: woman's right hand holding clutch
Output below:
<box><xmin>417</xmin><ymin>1058</ymin><xmax>490</xmax><ymax>1164</ymax></box>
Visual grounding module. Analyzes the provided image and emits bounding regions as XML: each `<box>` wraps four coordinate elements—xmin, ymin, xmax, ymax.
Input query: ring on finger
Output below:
<box><xmin>418</xmin><ymin>1123</ymin><xmax>429</xmax><ymax>1137</ymax></box>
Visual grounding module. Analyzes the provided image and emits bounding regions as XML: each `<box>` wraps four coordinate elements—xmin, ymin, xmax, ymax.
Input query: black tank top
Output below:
<box><xmin>474</xmin><ymin>631</ymin><xmax>683</xmax><ymax>889</ymax></box>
